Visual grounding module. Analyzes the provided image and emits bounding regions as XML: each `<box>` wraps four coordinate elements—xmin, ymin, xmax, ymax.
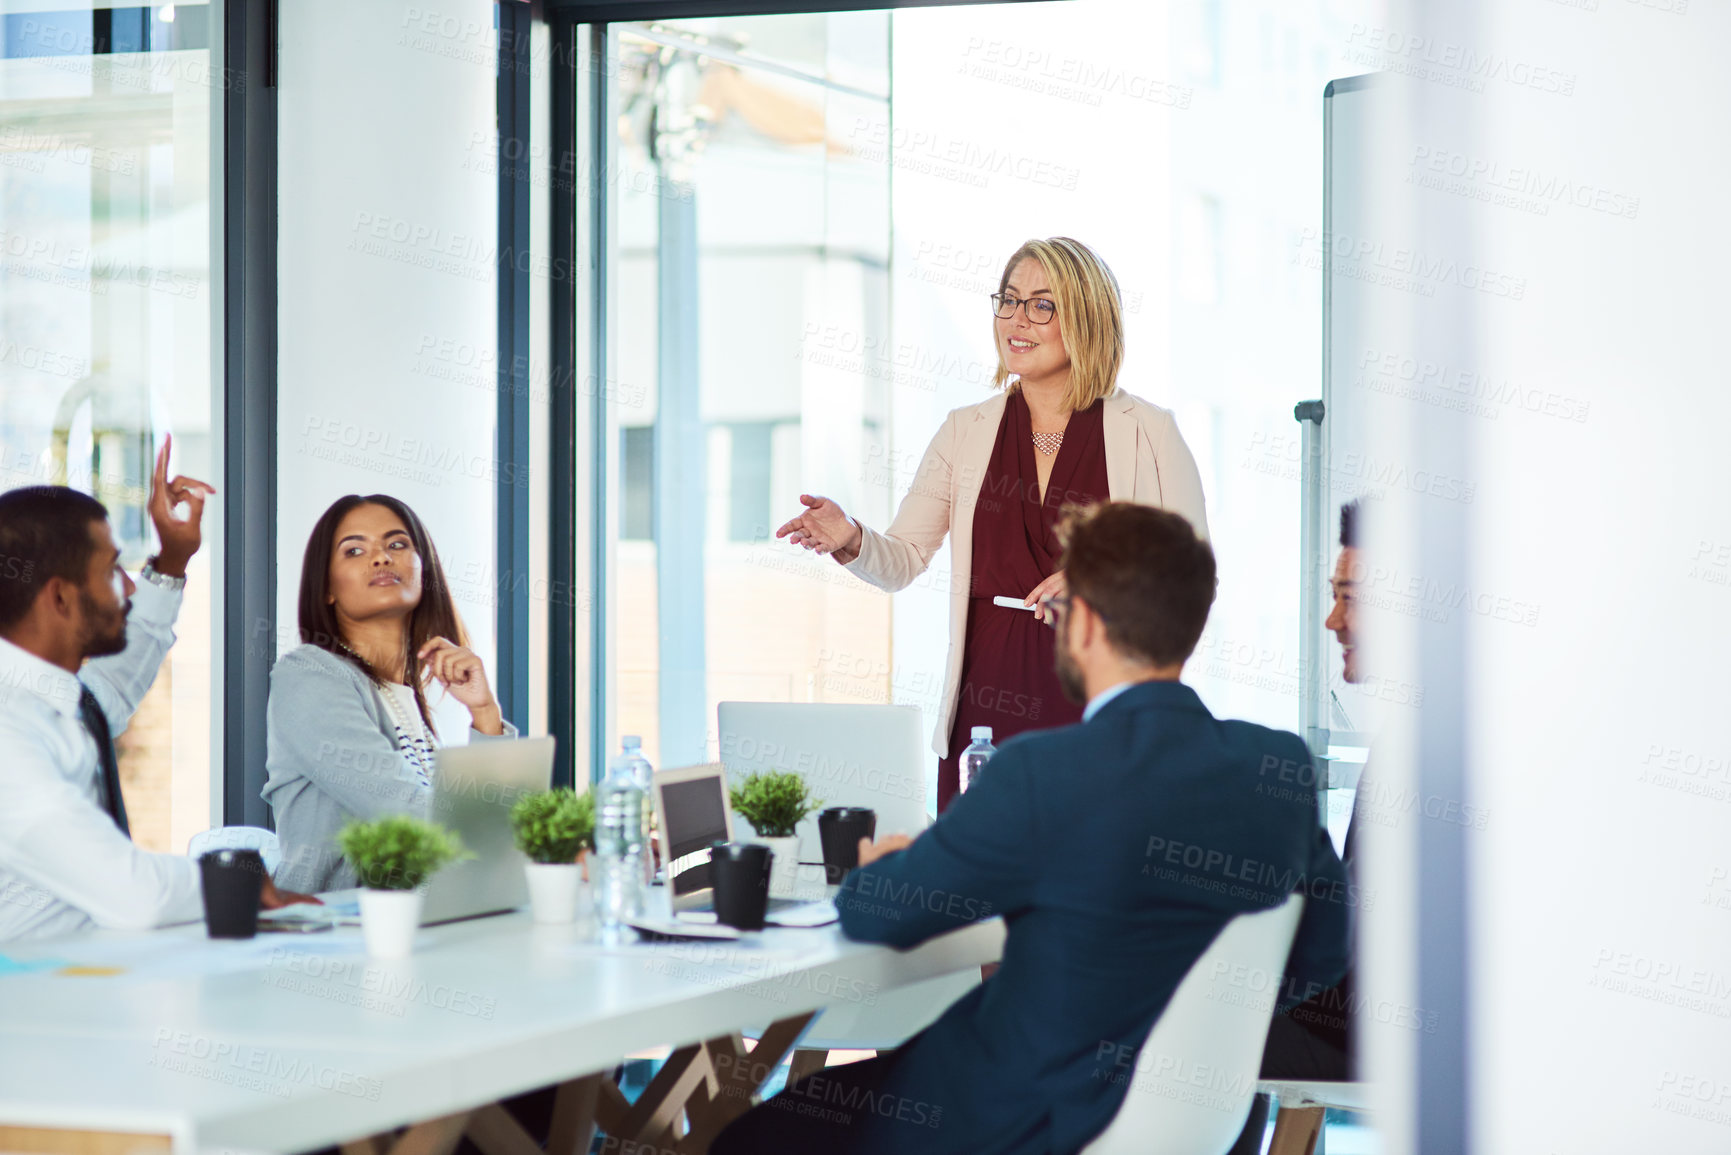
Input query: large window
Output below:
<box><xmin>597</xmin><ymin>14</ymin><xmax>894</xmax><ymax>770</ymax></box>
<box><xmin>570</xmin><ymin>3</ymin><xmax>1385</xmax><ymax>817</ymax></box>
<box><xmin>887</xmin><ymin>0</ymin><xmax>1383</xmax><ymax>739</ymax></box>
<box><xmin>0</xmin><ymin>2</ymin><xmax>215</xmax><ymax>852</ymax></box>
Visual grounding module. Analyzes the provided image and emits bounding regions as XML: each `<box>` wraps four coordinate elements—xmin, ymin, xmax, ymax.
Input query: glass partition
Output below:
<box><xmin>0</xmin><ymin>1</ymin><xmax>215</xmax><ymax>852</ymax></box>
<box><xmin>602</xmin><ymin>14</ymin><xmax>892</xmax><ymax>769</ymax></box>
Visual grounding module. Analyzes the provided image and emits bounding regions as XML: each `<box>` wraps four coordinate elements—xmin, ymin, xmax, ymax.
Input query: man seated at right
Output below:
<box><xmin>1230</xmin><ymin>499</ymin><xmax>1368</xmax><ymax>1153</ymax></box>
<box><xmin>715</xmin><ymin>502</ymin><xmax>1350</xmax><ymax>1155</ymax></box>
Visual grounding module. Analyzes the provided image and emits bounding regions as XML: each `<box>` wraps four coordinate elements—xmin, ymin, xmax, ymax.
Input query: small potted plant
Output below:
<box><xmin>337</xmin><ymin>815</ymin><xmax>469</xmax><ymax>957</ymax></box>
<box><xmin>511</xmin><ymin>788</ymin><xmax>596</xmax><ymax>924</ymax></box>
<box><xmin>729</xmin><ymin>770</ymin><xmax>822</xmax><ymax>899</ymax></box>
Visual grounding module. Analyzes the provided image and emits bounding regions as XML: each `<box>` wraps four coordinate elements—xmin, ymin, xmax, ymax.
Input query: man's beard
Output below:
<box><xmin>1054</xmin><ymin>625</ymin><xmax>1086</xmax><ymax>706</ymax></box>
<box><xmin>80</xmin><ymin>589</ymin><xmax>128</xmax><ymax>658</ymax></box>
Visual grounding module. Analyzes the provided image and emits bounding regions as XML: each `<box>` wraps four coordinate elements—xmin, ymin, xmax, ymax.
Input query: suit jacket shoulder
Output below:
<box><xmin>946</xmin><ymin>389</ymin><xmax>1010</xmax><ymax>429</ymax></box>
<box><xmin>274</xmin><ymin>642</ymin><xmax>359</xmax><ymax>677</ymax></box>
<box><xmin>1103</xmin><ymin>386</ymin><xmax>1177</xmax><ymax>429</ymax></box>
<box><xmin>269</xmin><ymin>645</ymin><xmax>385</xmax><ymax>723</ymax></box>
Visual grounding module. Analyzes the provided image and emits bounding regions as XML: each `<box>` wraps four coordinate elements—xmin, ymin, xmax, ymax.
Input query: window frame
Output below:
<box><xmin>217</xmin><ymin>0</ymin><xmax>1047</xmax><ymax>810</ymax></box>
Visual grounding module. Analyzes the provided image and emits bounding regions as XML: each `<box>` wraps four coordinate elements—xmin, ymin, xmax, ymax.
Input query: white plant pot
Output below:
<box><xmin>526</xmin><ymin>862</ymin><xmax>582</xmax><ymax>924</ymax></box>
<box><xmin>359</xmin><ymin>889</ymin><xmax>423</xmax><ymax>958</ymax></box>
<box><xmin>761</xmin><ymin>836</ymin><xmax>800</xmax><ymax>899</ymax></box>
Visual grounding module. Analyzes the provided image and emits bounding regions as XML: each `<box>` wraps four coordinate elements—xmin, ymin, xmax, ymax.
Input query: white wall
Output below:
<box><xmin>275</xmin><ymin>1</ymin><xmax>499</xmax><ymax>675</ymax></box>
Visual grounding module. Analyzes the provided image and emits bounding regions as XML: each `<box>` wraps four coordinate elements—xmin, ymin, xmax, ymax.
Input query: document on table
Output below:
<box><xmin>0</xmin><ymin>937</ymin><xmax>294</xmax><ymax>980</ymax></box>
<box><xmin>767</xmin><ymin>900</ymin><xmax>840</xmax><ymax>928</ymax></box>
<box><xmin>259</xmin><ymin>901</ymin><xmax>357</xmax><ymax>930</ymax></box>
<box><xmin>0</xmin><ymin>952</ymin><xmax>72</xmax><ymax>976</ymax></box>
<box><xmin>674</xmin><ymin>901</ymin><xmax>838</xmax><ymax>929</ymax></box>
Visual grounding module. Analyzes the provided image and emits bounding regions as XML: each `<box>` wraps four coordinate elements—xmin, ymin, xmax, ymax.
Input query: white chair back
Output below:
<box><xmin>1082</xmin><ymin>896</ymin><xmax>1306</xmax><ymax>1155</ymax></box>
<box><xmin>187</xmin><ymin>826</ymin><xmax>282</xmax><ymax>876</ymax></box>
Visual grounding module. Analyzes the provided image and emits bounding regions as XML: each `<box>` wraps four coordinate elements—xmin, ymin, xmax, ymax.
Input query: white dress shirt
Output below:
<box><xmin>0</xmin><ymin>578</ymin><xmax>202</xmax><ymax>942</ymax></box>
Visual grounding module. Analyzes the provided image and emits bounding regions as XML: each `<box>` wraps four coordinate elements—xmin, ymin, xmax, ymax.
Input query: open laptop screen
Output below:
<box><xmin>662</xmin><ymin>775</ymin><xmax>730</xmax><ymax>897</ymax></box>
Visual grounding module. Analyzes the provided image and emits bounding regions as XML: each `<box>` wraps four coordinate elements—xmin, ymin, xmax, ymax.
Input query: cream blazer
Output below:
<box><xmin>842</xmin><ymin>387</ymin><xmax>1210</xmax><ymax>758</ymax></box>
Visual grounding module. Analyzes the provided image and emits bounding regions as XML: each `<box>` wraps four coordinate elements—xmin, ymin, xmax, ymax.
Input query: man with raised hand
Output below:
<box><xmin>0</xmin><ymin>438</ymin><xmax>308</xmax><ymax>941</ymax></box>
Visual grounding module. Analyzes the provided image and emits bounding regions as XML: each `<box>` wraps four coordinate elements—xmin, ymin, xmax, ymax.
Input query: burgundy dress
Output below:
<box><xmin>936</xmin><ymin>391</ymin><xmax>1111</xmax><ymax>813</ymax></box>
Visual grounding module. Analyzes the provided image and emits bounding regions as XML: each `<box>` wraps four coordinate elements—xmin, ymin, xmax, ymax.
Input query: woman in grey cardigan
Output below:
<box><xmin>264</xmin><ymin>494</ymin><xmax>516</xmax><ymax>892</ymax></box>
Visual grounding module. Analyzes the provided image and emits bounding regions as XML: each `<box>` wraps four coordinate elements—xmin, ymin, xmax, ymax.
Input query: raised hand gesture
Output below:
<box><xmin>417</xmin><ymin>637</ymin><xmax>504</xmax><ymax>735</ymax></box>
<box><xmin>775</xmin><ymin>494</ymin><xmax>863</xmax><ymax>561</ymax></box>
<box><xmin>148</xmin><ymin>434</ymin><xmax>216</xmax><ymax>577</ymax></box>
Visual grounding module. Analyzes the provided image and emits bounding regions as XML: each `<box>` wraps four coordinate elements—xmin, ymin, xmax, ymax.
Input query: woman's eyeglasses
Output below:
<box><xmin>991</xmin><ymin>293</ymin><xmax>1057</xmax><ymax>325</ymax></box>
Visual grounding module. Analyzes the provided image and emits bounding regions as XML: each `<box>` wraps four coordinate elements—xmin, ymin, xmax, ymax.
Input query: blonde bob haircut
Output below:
<box><xmin>991</xmin><ymin>237</ymin><xmax>1124</xmax><ymax>413</ymax></box>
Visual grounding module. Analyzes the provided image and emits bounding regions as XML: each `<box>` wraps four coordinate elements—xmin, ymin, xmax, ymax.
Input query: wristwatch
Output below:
<box><xmin>139</xmin><ymin>558</ymin><xmax>187</xmax><ymax>592</ymax></box>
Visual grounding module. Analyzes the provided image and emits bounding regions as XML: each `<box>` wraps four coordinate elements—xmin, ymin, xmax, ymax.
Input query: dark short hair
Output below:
<box><xmin>0</xmin><ymin>487</ymin><xmax>110</xmax><ymax>631</ymax></box>
<box><xmin>1058</xmin><ymin>503</ymin><xmax>1216</xmax><ymax>666</ymax></box>
<box><xmin>298</xmin><ymin>494</ymin><xmax>466</xmax><ymax>737</ymax></box>
<box><xmin>1340</xmin><ymin>500</ymin><xmax>1361</xmax><ymax>550</ymax></box>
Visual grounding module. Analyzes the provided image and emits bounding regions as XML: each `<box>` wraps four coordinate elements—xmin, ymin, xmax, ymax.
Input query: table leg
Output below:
<box><xmin>387</xmin><ymin>1111</ymin><xmax>476</xmax><ymax>1155</ymax></box>
<box><xmin>785</xmin><ymin>1048</ymin><xmax>829</xmax><ymax>1089</ymax></box>
<box><xmin>681</xmin><ymin>1012</ymin><xmax>816</xmax><ymax>1152</ymax></box>
<box><xmin>1268</xmin><ymin>1105</ymin><xmax>1326</xmax><ymax>1155</ymax></box>
<box><xmin>613</xmin><ymin>1042</ymin><xmax>714</xmax><ymax>1141</ymax></box>
<box><xmin>465</xmin><ymin>1104</ymin><xmax>545</xmax><ymax>1155</ymax></box>
<box><xmin>546</xmin><ymin>1072</ymin><xmax>604</xmax><ymax>1155</ymax></box>
<box><xmin>0</xmin><ymin>1128</ymin><xmax>171</xmax><ymax>1155</ymax></box>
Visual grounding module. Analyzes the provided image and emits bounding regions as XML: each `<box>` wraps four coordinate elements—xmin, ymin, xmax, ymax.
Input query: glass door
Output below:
<box><xmin>0</xmin><ymin>2</ymin><xmax>216</xmax><ymax>851</ymax></box>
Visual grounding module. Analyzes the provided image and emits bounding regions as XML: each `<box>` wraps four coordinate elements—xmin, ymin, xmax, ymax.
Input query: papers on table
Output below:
<box><xmin>766</xmin><ymin>900</ymin><xmax>839</xmax><ymax>928</ymax></box>
<box><xmin>673</xmin><ymin>901</ymin><xmax>838</xmax><ymax>929</ymax></box>
<box><xmin>259</xmin><ymin>900</ymin><xmax>357</xmax><ymax>931</ymax></box>
<box><xmin>0</xmin><ymin>952</ymin><xmax>71</xmax><ymax>976</ymax></box>
<box><xmin>0</xmin><ymin>936</ymin><xmax>296</xmax><ymax>981</ymax></box>
<box><xmin>626</xmin><ymin>915</ymin><xmax>741</xmax><ymax>941</ymax></box>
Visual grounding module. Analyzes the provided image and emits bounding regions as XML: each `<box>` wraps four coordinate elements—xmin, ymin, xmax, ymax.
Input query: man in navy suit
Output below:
<box><xmin>714</xmin><ymin>502</ymin><xmax>1351</xmax><ymax>1155</ymax></box>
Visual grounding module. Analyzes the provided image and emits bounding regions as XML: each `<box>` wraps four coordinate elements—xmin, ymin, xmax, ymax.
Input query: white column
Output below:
<box><xmin>275</xmin><ymin>1</ymin><xmax>499</xmax><ymax>671</ymax></box>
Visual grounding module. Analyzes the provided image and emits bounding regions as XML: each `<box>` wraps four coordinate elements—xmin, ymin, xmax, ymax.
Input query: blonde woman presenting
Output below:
<box><xmin>778</xmin><ymin>237</ymin><xmax>1209</xmax><ymax>812</ymax></box>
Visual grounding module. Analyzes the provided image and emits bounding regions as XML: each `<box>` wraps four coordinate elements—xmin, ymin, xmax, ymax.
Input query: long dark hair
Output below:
<box><xmin>297</xmin><ymin>494</ymin><xmax>466</xmax><ymax>737</ymax></box>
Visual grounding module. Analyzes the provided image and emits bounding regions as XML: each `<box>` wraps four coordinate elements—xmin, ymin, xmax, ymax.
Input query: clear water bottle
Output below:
<box><xmin>960</xmin><ymin>726</ymin><xmax>996</xmax><ymax>793</ymax></box>
<box><xmin>619</xmin><ymin>736</ymin><xmax>656</xmax><ymax>886</ymax></box>
<box><xmin>595</xmin><ymin>755</ymin><xmax>647</xmax><ymax>937</ymax></box>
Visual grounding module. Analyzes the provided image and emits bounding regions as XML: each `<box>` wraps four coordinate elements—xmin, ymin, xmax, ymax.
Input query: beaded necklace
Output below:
<box><xmin>336</xmin><ymin>640</ymin><xmax>438</xmax><ymax>784</ymax></box>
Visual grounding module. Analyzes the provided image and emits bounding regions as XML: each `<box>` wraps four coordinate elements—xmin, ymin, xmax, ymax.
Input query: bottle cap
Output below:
<box><xmin>971</xmin><ymin>726</ymin><xmax>993</xmax><ymax>741</ymax></box>
<box><xmin>622</xmin><ymin>735</ymin><xmax>641</xmax><ymax>750</ymax></box>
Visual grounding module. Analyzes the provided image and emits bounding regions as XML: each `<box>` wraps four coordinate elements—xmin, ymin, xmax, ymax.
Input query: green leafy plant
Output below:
<box><xmin>337</xmin><ymin>815</ymin><xmax>470</xmax><ymax>891</ymax></box>
<box><xmin>729</xmin><ymin>770</ymin><xmax>823</xmax><ymax>839</ymax></box>
<box><xmin>511</xmin><ymin>788</ymin><xmax>596</xmax><ymax>864</ymax></box>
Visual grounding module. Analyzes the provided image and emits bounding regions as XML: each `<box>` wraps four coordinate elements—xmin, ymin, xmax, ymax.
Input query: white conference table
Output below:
<box><xmin>0</xmin><ymin>904</ymin><xmax>1005</xmax><ymax>1155</ymax></box>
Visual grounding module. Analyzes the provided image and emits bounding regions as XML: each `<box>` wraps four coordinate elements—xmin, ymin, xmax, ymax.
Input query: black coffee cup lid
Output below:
<box><xmin>201</xmin><ymin>848</ymin><xmax>263</xmax><ymax>864</ymax></box>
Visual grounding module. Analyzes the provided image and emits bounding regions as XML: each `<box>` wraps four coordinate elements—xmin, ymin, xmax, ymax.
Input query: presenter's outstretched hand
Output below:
<box><xmin>776</xmin><ymin>494</ymin><xmax>863</xmax><ymax>562</ymax></box>
<box><xmin>148</xmin><ymin>434</ymin><xmax>217</xmax><ymax>578</ymax></box>
<box><xmin>418</xmin><ymin>637</ymin><xmax>505</xmax><ymax>735</ymax></box>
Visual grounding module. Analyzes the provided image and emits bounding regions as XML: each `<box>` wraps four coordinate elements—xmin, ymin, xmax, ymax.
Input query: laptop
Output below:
<box><xmin>308</xmin><ymin>736</ymin><xmax>556</xmax><ymax>926</ymax></box>
<box><xmin>715</xmin><ymin>701</ymin><xmax>930</xmax><ymax>866</ymax></box>
<box><xmin>419</xmin><ymin>736</ymin><xmax>556</xmax><ymax>923</ymax></box>
<box><xmin>651</xmin><ymin>762</ymin><xmax>817</xmax><ymax>917</ymax></box>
